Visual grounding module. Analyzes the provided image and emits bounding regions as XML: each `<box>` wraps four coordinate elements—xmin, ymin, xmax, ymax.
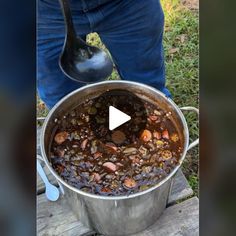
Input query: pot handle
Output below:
<box><xmin>37</xmin><ymin>117</ymin><xmax>46</xmax><ymax>122</ymax></box>
<box><xmin>180</xmin><ymin>106</ymin><xmax>199</xmax><ymax>151</ymax></box>
<box><xmin>37</xmin><ymin>154</ymin><xmax>44</xmax><ymax>161</ymax></box>
<box><xmin>37</xmin><ymin>154</ymin><xmax>65</xmax><ymax>195</ymax></box>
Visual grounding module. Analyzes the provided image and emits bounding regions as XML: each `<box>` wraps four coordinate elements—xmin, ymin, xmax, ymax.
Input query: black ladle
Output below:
<box><xmin>58</xmin><ymin>0</ymin><xmax>113</xmax><ymax>83</ymax></box>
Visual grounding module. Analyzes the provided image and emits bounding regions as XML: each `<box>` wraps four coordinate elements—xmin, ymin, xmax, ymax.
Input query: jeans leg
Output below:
<box><xmin>97</xmin><ymin>0</ymin><xmax>171</xmax><ymax>97</ymax></box>
<box><xmin>37</xmin><ymin>1</ymin><xmax>90</xmax><ymax>109</ymax></box>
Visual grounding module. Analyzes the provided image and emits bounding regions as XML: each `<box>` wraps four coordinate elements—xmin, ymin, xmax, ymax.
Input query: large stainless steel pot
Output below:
<box><xmin>40</xmin><ymin>81</ymin><xmax>198</xmax><ymax>236</ymax></box>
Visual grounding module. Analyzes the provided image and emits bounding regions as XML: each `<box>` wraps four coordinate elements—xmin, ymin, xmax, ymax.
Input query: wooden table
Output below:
<box><xmin>37</xmin><ymin>128</ymin><xmax>199</xmax><ymax>236</ymax></box>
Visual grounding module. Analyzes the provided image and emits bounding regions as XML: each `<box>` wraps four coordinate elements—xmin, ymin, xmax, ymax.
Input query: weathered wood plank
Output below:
<box><xmin>37</xmin><ymin>194</ymin><xmax>198</xmax><ymax>236</ymax></box>
<box><xmin>134</xmin><ymin>197</ymin><xmax>199</xmax><ymax>236</ymax></box>
<box><xmin>168</xmin><ymin>170</ymin><xmax>193</xmax><ymax>205</ymax></box>
<box><xmin>37</xmin><ymin>194</ymin><xmax>93</xmax><ymax>236</ymax></box>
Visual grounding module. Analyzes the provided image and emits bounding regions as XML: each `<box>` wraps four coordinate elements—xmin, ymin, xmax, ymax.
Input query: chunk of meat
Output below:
<box><xmin>140</xmin><ymin>129</ymin><xmax>152</xmax><ymax>142</ymax></box>
<box><xmin>101</xmin><ymin>187</ymin><xmax>112</xmax><ymax>193</ymax></box>
<box><xmin>131</xmin><ymin>156</ymin><xmax>140</xmax><ymax>164</ymax></box>
<box><xmin>124</xmin><ymin>178</ymin><xmax>137</xmax><ymax>189</ymax></box>
<box><xmin>105</xmin><ymin>142</ymin><xmax>118</xmax><ymax>152</ymax></box>
<box><xmin>54</xmin><ymin>131</ymin><xmax>69</xmax><ymax>145</ymax></box>
<box><xmin>111</xmin><ymin>130</ymin><xmax>126</xmax><ymax>144</ymax></box>
<box><xmin>149</xmin><ymin>115</ymin><xmax>158</xmax><ymax>121</ymax></box>
<box><xmin>103</xmin><ymin>162</ymin><xmax>117</xmax><ymax>172</ymax></box>
<box><xmin>116</xmin><ymin>162</ymin><xmax>124</xmax><ymax>169</ymax></box>
<box><xmin>92</xmin><ymin>173</ymin><xmax>101</xmax><ymax>182</ymax></box>
<box><xmin>162</xmin><ymin>130</ymin><xmax>169</xmax><ymax>139</ymax></box>
<box><xmin>56</xmin><ymin>148</ymin><xmax>65</xmax><ymax>157</ymax></box>
<box><xmin>93</xmin><ymin>152</ymin><xmax>102</xmax><ymax>159</ymax></box>
<box><xmin>153</xmin><ymin>131</ymin><xmax>161</xmax><ymax>139</ymax></box>
<box><xmin>81</xmin><ymin>139</ymin><xmax>88</xmax><ymax>150</ymax></box>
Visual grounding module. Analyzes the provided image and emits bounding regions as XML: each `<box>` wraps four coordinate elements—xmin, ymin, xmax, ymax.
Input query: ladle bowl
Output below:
<box><xmin>59</xmin><ymin>0</ymin><xmax>113</xmax><ymax>83</ymax></box>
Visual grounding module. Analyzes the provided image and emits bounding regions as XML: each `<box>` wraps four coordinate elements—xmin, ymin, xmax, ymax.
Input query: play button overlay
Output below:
<box><xmin>109</xmin><ymin>106</ymin><xmax>131</xmax><ymax>130</ymax></box>
<box><xmin>90</xmin><ymin>89</ymin><xmax>147</xmax><ymax>146</ymax></box>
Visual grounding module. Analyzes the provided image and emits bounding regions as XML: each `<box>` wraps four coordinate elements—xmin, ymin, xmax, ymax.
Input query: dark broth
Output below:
<box><xmin>49</xmin><ymin>95</ymin><xmax>183</xmax><ymax>196</ymax></box>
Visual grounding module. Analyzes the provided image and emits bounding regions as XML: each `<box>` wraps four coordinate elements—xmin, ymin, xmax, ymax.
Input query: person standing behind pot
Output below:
<box><xmin>37</xmin><ymin>0</ymin><xmax>171</xmax><ymax>108</ymax></box>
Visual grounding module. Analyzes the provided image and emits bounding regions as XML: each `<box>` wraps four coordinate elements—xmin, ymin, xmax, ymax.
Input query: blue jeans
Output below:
<box><xmin>37</xmin><ymin>0</ymin><xmax>171</xmax><ymax>108</ymax></box>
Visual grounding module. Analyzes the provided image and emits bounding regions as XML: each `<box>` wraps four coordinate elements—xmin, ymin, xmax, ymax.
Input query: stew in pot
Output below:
<box><xmin>49</xmin><ymin>93</ymin><xmax>183</xmax><ymax>196</ymax></box>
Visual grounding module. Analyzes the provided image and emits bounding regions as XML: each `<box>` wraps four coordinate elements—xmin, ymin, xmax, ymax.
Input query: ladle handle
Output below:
<box><xmin>59</xmin><ymin>0</ymin><xmax>85</xmax><ymax>45</ymax></box>
<box><xmin>37</xmin><ymin>154</ymin><xmax>65</xmax><ymax>195</ymax></box>
<box><xmin>37</xmin><ymin>159</ymin><xmax>50</xmax><ymax>186</ymax></box>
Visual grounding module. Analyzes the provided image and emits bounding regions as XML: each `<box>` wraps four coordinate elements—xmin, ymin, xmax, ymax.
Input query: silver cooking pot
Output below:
<box><xmin>40</xmin><ymin>81</ymin><xmax>198</xmax><ymax>236</ymax></box>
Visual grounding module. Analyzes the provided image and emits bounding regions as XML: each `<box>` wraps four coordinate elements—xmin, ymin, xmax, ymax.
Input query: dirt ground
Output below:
<box><xmin>181</xmin><ymin>0</ymin><xmax>199</xmax><ymax>10</ymax></box>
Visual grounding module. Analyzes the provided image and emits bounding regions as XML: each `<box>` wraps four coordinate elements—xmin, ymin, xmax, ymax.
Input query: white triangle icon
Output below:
<box><xmin>109</xmin><ymin>106</ymin><xmax>131</xmax><ymax>131</ymax></box>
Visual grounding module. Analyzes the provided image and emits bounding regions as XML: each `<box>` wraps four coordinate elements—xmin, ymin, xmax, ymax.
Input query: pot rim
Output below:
<box><xmin>40</xmin><ymin>80</ymin><xmax>189</xmax><ymax>200</ymax></box>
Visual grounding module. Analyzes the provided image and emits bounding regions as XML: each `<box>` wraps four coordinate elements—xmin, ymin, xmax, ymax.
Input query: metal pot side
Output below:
<box><xmin>65</xmin><ymin>179</ymin><xmax>171</xmax><ymax>235</ymax></box>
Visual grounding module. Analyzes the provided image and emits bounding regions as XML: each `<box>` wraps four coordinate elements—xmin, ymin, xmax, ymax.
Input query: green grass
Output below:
<box><xmin>37</xmin><ymin>0</ymin><xmax>199</xmax><ymax>195</ymax></box>
<box><xmin>188</xmin><ymin>174</ymin><xmax>198</xmax><ymax>193</ymax></box>
<box><xmin>162</xmin><ymin>0</ymin><xmax>199</xmax><ymax>140</ymax></box>
<box><xmin>161</xmin><ymin>0</ymin><xmax>199</xmax><ymax>196</ymax></box>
